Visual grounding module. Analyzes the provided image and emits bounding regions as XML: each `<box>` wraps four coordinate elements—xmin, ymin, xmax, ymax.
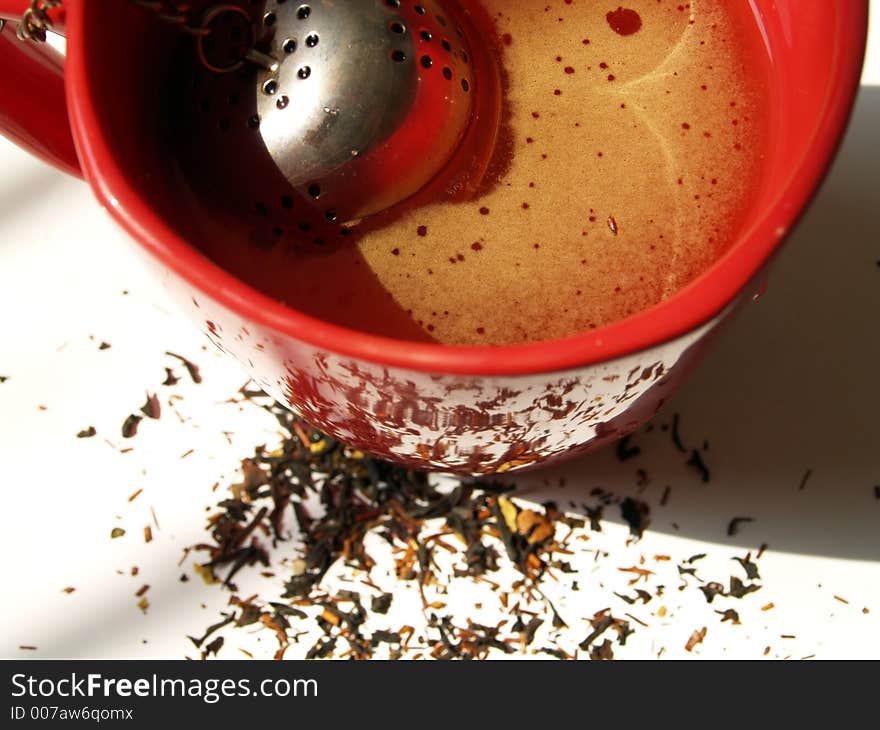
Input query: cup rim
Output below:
<box><xmin>64</xmin><ymin>1</ymin><xmax>869</xmax><ymax>377</ymax></box>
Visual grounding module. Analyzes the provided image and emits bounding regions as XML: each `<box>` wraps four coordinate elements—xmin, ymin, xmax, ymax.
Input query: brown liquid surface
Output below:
<box><xmin>182</xmin><ymin>1</ymin><xmax>770</xmax><ymax>346</ymax></box>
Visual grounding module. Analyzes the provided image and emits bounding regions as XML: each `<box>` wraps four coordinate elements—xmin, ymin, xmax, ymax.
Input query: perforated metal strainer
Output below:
<box><xmin>253</xmin><ymin>0</ymin><xmax>475</xmax><ymax>224</ymax></box>
<box><xmin>165</xmin><ymin>0</ymin><xmax>478</xmax><ymax>239</ymax></box>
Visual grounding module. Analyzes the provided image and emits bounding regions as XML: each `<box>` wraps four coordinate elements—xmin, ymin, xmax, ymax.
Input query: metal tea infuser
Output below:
<box><xmin>18</xmin><ymin>0</ymin><xmax>478</xmax><ymax>228</ymax></box>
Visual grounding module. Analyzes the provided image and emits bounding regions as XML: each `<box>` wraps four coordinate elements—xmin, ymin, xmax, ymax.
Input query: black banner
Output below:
<box><xmin>1</xmin><ymin>660</ymin><xmax>872</xmax><ymax>725</ymax></box>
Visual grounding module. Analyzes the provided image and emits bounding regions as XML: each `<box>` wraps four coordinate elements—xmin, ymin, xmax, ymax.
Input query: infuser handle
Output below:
<box><xmin>0</xmin><ymin>1</ymin><xmax>81</xmax><ymax>178</ymax></box>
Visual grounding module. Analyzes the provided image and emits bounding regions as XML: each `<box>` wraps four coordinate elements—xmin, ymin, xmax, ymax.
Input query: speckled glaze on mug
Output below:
<box><xmin>0</xmin><ymin>1</ymin><xmax>867</xmax><ymax>474</ymax></box>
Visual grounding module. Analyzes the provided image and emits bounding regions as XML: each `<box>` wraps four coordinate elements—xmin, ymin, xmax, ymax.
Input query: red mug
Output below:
<box><xmin>0</xmin><ymin>1</ymin><xmax>868</xmax><ymax>475</ymax></box>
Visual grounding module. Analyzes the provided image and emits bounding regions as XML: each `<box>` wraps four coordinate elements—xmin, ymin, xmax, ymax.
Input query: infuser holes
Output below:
<box><xmin>273</xmin><ymin>226</ymin><xmax>284</xmax><ymax>237</ymax></box>
<box><xmin>218</xmin><ymin>117</ymin><xmax>231</xmax><ymax>132</ymax></box>
<box><xmin>228</xmin><ymin>91</ymin><xmax>240</xmax><ymax>106</ymax></box>
<box><xmin>250</xmin><ymin>0</ymin><xmax>478</xmax><ymax>225</ymax></box>
<box><xmin>460</xmin><ymin>50</ymin><xmax>468</xmax><ymax>64</ymax></box>
<box><xmin>298</xmin><ymin>221</ymin><xmax>312</xmax><ymax>232</ymax></box>
<box><xmin>247</xmin><ymin>114</ymin><xmax>261</xmax><ymax>129</ymax></box>
<box><xmin>263</xmin><ymin>11</ymin><xmax>277</xmax><ymax>26</ymax></box>
<box><xmin>262</xmin><ymin>79</ymin><xmax>278</xmax><ymax>95</ymax></box>
<box><xmin>255</xmin><ymin>201</ymin><xmax>269</xmax><ymax>216</ymax></box>
<box><xmin>281</xmin><ymin>195</ymin><xmax>294</xmax><ymax>209</ymax></box>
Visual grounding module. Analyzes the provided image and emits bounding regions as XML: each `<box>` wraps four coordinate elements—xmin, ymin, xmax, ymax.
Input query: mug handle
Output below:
<box><xmin>0</xmin><ymin>1</ymin><xmax>82</xmax><ymax>177</ymax></box>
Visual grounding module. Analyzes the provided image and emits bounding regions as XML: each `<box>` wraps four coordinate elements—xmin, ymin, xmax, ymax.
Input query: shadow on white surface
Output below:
<box><xmin>517</xmin><ymin>86</ymin><xmax>880</xmax><ymax>562</ymax></box>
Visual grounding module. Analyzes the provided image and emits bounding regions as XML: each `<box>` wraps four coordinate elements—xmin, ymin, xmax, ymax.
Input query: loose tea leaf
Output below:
<box><xmin>140</xmin><ymin>393</ymin><xmax>161</xmax><ymax>420</ymax></box>
<box><xmin>686</xmin><ymin>449</ymin><xmax>711</xmax><ymax>483</ymax></box>
<box><xmin>178</xmin><ymin>388</ymin><xmax>770</xmax><ymax>660</ymax></box>
<box><xmin>716</xmin><ymin>609</ymin><xmax>740</xmax><ymax>624</ymax></box>
<box><xmin>122</xmin><ymin>414</ymin><xmax>142</xmax><ymax>439</ymax></box>
<box><xmin>733</xmin><ymin>554</ymin><xmax>760</xmax><ymax>580</ymax></box>
<box><xmin>685</xmin><ymin>627</ymin><xmax>707</xmax><ymax>652</ymax></box>
<box><xmin>727</xmin><ymin>517</ymin><xmax>754</xmax><ymax>537</ymax></box>
<box><xmin>77</xmin><ymin>427</ymin><xmax>97</xmax><ymax>439</ymax></box>
<box><xmin>165</xmin><ymin>352</ymin><xmax>202</xmax><ymax>384</ymax></box>
<box><xmin>671</xmin><ymin>413</ymin><xmax>687</xmax><ymax>453</ymax></box>
<box><xmin>619</xmin><ymin>497</ymin><xmax>650</xmax><ymax>539</ymax></box>
<box><xmin>616</xmin><ymin>435</ymin><xmax>641</xmax><ymax>462</ymax></box>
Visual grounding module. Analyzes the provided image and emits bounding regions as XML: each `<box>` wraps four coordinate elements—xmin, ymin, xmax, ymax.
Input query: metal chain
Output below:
<box><xmin>16</xmin><ymin>0</ymin><xmax>62</xmax><ymax>42</ymax></box>
<box><xmin>12</xmin><ymin>0</ymin><xmax>276</xmax><ymax>74</ymax></box>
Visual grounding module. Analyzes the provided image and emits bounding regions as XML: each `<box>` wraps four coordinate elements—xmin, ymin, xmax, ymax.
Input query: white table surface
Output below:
<box><xmin>0</xmin><ymin>8</ymin><xmax>878</xmax><ymax>660</ymax></box>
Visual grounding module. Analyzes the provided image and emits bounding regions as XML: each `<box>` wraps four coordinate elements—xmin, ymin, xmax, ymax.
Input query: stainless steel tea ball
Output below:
<box><xmin>254</xmin><ymin>0</ymin><xmax>475</xmax><ymax>224</ymax></box>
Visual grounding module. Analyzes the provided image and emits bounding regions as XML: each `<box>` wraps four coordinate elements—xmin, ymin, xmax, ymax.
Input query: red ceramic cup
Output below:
<box><xmin>0</xmin><ymin>1</ymin><xmax>868</xmax><ymax>474</ymax></box>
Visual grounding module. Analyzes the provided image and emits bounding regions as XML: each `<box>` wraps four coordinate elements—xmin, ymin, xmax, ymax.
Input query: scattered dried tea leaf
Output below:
<box><xmin>165</xmin><ymin>351</ymin><xmax>202</xmax><ymax>384</ymax></box>
<box><xmin>76</xmin><ymin>427</ymin><xmax>97</xmax><ymax>439</ymax></box>
<box><xmin>121</xmin><ymin>414</ymin><xmax>142</xmax><ymax>439</ymax></box>
<box><xmin>671</xmin><ymin>413</ymin><xmax>687</xmax><ymax>453</ymax></box>
<box><xmin>371</xmin><ymin>593</ymin><xmax>393</xmax><ymax>615</ymax></box>
<box><xmin>162</xmin><ymin>368</ymin><xmax>180</xmax><ymax>386</ymax></box>
<box><xmin>733</xmin><ymin>554</ymin><xmax>760</xmax><ymax>580</ymax></box>
<box><xmin>685</xmin><ymin>627</ymin><xmax>707</xmax><ymax>652</ymax></box>
<box><xmin>616</xmin><ymin>435</ymin><xmax>640</xmax><ymax>462</ymax></box>
<box><xmin>140</xmin><ymin>392</ymin><xmax>161</xmax><ymax>420</ymax></box>
<box><xmin>498</xmin><ymin>496</ymin><xmax>519</xmax><ymax>533</ymax></box>
<box><xmin>729</xmin><ymin>576</ymin><xmax>761</xmax><ymax>599</ymax></box>
<box><xmin>194</xmin><ymin>563</ymin><xmax>219</xmax><ymax>585</ymax></box>
<box><xmin>516</xmin><ymin>509</ymin><xmax>554</xmax><ymax>545</ymax></box>
<box><xmin>700</xmin><ymin>582</ymin><xmax>725</xmax><ymax>604</ymax></box>
<box><xmin>687</xmin><ymin>449</ymin><xmax>711</xmax><ymax>483</ymax></box>
<box><xmin>727</xmin><ymin>517</ymin><xmax>754</xmax><ymax>537</ymax></box>
<box><xmin>110</xmin><ymin>527</ymin><xmax>126</xmax><ymax>539</ymax></box>
<box><xmin>716</xmin><ymin>609</ymin><xmax>740</xmax><ymax>624</ymax></box>
<box><xmin>620</xmin><ymin>497</ymin><xmax>650</xmax><ymax>539</ymax></box>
